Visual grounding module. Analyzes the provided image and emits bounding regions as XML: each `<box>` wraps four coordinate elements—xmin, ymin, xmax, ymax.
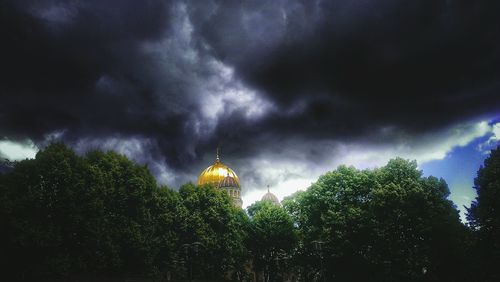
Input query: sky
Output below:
<box><xmin>1</xmin><ymin>0</ymin><xmax>499</xmax><ymax>220</ymax></box>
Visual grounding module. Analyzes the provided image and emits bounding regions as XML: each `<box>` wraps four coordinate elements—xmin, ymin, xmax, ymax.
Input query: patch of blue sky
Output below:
<box><xmin>421</xmin><ymin>131</ymin><xmax>498</xmax><ymax>222</ymax></box>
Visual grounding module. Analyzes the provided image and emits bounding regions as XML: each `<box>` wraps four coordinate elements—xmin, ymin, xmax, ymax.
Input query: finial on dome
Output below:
<box><xmin>216</xmin><ymin>147</ymin><xmax>220</xmax><ymax>162</ymax></box>
<box><xmin>267</xmin><ymin>185</ymin><xmax>270</xmax><ymax>193</ymax></box>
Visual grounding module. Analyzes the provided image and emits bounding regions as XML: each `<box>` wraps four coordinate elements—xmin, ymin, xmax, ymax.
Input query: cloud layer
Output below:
<box><xmin>1</xmin><ymin>0</ymin><xmax>499</xmax><ymax>204</ymax></box>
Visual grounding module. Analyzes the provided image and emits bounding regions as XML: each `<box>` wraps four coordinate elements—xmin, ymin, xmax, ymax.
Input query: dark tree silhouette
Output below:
<box><xmin>467</xmin><ymin>146</ymin><xmax>500</xmax><ymax>282</ymax></box>
<box><xmin>247</xmin><ymin>200</ymin><xmax>297</xmax><ymax>282</ymax></box>
<box><xmin>284</xmin><ymin>158</ymin><xmax>470</xmax><ymax>281</ymax></box>
<box><xmin>0</xmin><ymin>144</ymin><xmax>479</xmax><ymax>281</ymax></box>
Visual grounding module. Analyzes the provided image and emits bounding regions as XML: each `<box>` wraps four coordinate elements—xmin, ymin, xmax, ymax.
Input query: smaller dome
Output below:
<box><xmin>261</xmin><ymin>187</ymin><xmax>279</xmax><ymax>205</ymax></box>
<box><xmin>219</xmin><ymin>175</ymin><xmax>239</xmax><ymax>188</ymax></box>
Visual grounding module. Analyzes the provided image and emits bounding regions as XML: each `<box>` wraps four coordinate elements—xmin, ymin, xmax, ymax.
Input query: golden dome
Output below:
<box><xmin>198</xmin><ymin>152</ymin><xmax>240</xmax><ymax>187</ymax></box>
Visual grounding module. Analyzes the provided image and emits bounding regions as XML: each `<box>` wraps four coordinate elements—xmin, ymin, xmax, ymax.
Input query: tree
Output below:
<box><xmin>149</xmin><ymin>186</ymin><xmax>186</xmax><ymax>279</ymax></box>
<box><xmin>0</xmin><ymin>143</ymin><xmax>90</xmax><ymax>279</ymax></box>
<box><xmin>0</xmin><ymin>144</ymin><xmax>184</xmax><ymax>281</ymax></box>
<box><xmin>283</xmin><ymin>158</ymin><xmax>469</xmax><ymax>281</ymax></box>
<box><xmin>247</xmin><ymin>200</ymin><xmax>297</xmax><ymax>282</ymax></box>
<box><xmin>283</xmin><ymin>165</ymin><xmax>375</xmax><ymax>281</ymax></box>
<box><xmin>371</xmin><ymin>159</ymin><xmax>469</xmax><ymax>282</ymax></box>
<box><xmin>82</xmin><ymin>149</ymin><xmax>165</xmax><ymax>275</ymax></box>
<box><xmin>177</xmin><ymin>183</ymin><xmax>250</xmax><ymax>280</ymax></box>
<box><xmin>467</xmin><ymin>146</ymin><xmax>500</xmax><ymax>281</ymax></box>
<box><xmin>247</xmin><ymin>199</ymin><xmax>276</xmax><ymax>217</ymax></box>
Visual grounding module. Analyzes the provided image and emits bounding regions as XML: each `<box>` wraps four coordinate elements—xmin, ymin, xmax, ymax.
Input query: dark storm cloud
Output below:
<box><xmin>1</xmin><ymin>0</ymin><xmax>499</xmax><ymax>189</ymax></box>
<box><xmin>1</xmin><ymin>0</ymin><xmax>169</xmax><ymax>135</ymax></box>
<box><xmin>0</xmin><ymin>0</ymin><xmax>208</xmax><ymax>168</ymax></box>
<box><xmin>193</xmin><ymin>0</ymin><xmax>500</xmax><ymax>134</ymax></box>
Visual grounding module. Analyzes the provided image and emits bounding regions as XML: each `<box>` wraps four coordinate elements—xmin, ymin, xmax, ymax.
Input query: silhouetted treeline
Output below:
<box><xmin>0</xmin><ymin>144</ymin><xmax>248</xmax><ymax>281</ymax></box>
<box><xmin>0</xmin><ymin>143</ymin><xmax>499</xmax><ymax>281</ymax></box>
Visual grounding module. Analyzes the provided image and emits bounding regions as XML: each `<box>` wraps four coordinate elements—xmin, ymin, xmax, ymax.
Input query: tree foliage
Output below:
<box><xmin>0</xmin><ymin>144</ymin><xmax>480</xmax><ymax>281</ymax></box>
<box><xmin>467</xmin><ymin>146</ymin><xmax>500</xmax><ymax>281</ymax></box>
<box><xmin>0</xmin><ymin>144</ymin><xmax>247</xmax><ymax>281</ymax></box>
<box><xmin>283</xmin><ymin>158</ymin><xmax>470</xmax><ymax>281</ymax></box>
<box><xmin>177</xmin><ymin>183</ymin><xmax>249</xmax><ymax>280</ymax></box>
<box><xmin>247</xmin><ymin>201</ymin><xmax>297</xmax><ymax>281</ymax></box>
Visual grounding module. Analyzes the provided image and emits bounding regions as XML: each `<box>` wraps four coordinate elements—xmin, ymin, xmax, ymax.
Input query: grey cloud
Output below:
<box><xmin>0</xmin><ymin>0</ymin><xmax>499</xmax><ymax>193</ymax></box>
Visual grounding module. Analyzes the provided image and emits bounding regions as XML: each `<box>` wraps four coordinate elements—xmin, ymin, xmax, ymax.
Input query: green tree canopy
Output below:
<box><xmin>467</xmin><ymin>146</ymin><xmax>500</xmax><ymax>281</ymax></box>
<box><xmin>247</xmin><ymin>199</ymin><xmax>278</xmax><ymax>217</ymax></box>
<box><xmin>0</xmin><ymin>144</ymin><xmax>479</xmax><ymax>282</ymax></box>
<box><xmin>0</xmin><ymin>144</ymin><xmax>184</xmax><ymax>280</ymax></box>
<box><xmin>283</xmin><ymin>158</ymin><xmax>469</xmax><ymax>282</ymax></box>
<box><xmin>177</xmin><ymin>183</ymin><xmax>249</xmax><ymax>280</ymax></box>
<box><xmin>247</xmin><ymin>200</ymin><xmax>297</xmax><ymax>282</ymax></box>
